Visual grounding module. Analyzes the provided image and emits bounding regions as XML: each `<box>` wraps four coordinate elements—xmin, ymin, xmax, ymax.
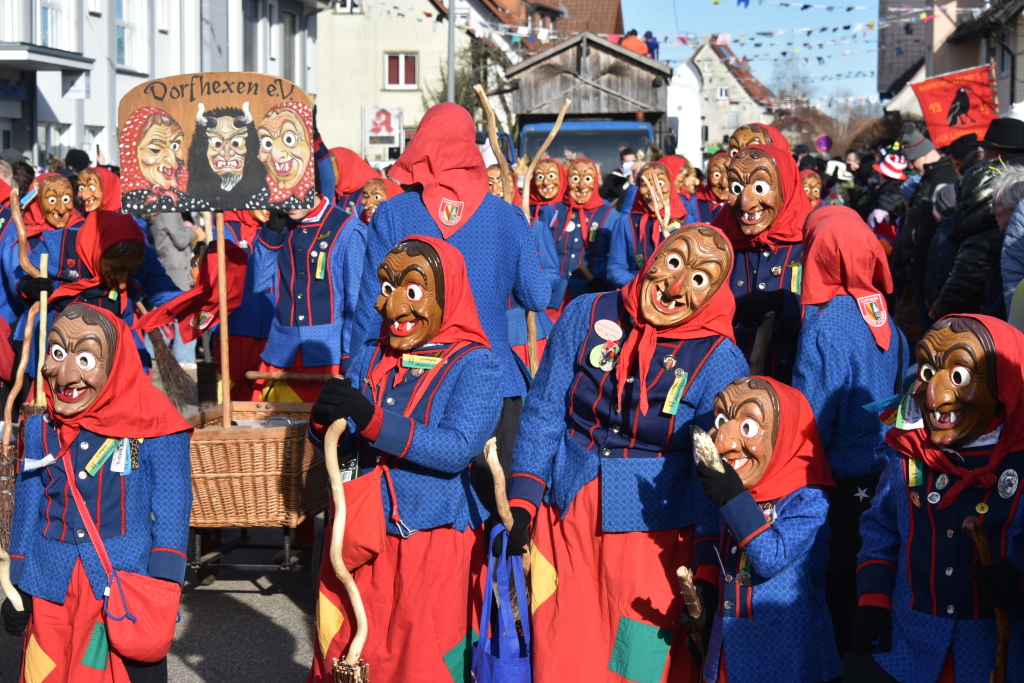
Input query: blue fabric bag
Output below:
<box><xmin>471</xmin><ymin>525</ymin><xmax>532</xmax><ymax>683</ymax></box>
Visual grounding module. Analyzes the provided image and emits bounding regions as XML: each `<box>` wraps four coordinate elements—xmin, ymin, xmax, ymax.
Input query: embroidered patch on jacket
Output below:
<box><xmin>857</xmin><ymin>293</ymin><xmax>887</xmax><ymax>327</ymax></box>
<box><xmin>438</xmin><ymin>198</ymin><xmax>464</xmax><ymax>226</ymax></box>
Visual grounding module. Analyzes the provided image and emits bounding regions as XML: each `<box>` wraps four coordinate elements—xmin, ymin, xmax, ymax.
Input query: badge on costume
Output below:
<box><xmin>191</xmin><ymin>310</ymin><xmax>214</xmax><ymax>330</ymax></box>
<box><xmin>999</xmin><ymin>469</ymin><xmax>1019</xmax><ymax>499</ymax></box>
<box><xmin>589</xmin><ymin>222</ymin><xmax>599</xmax><ymax>242</ymax></box>
<box><xmin>401</xmin><ymin>354</ymin><xmax>444</xmax><ymax>370</ymax></box>
<box><xmin>927</xmin><ymin>491</ymin><xmax>941</xmax><ymax>505</ymax></box>
<box><xmin>438</xmin><ymin>198</ymin><xmax>464</xmax><ymax>226</ymax></box>
<box><xmin>667</xmin><ymin>220</ymin><xmax>682</xmax><ymax>233</ymax></box>
<box><xmin>862</xmin><ymin>393</ymin><xmax>903</xmax><ymax>414</ymax></box>
<box><xmin>111</xmin><ymin>439</ymin><xmax>129</xmax><ymax>475</ymax></box>
<box><xmin>565</xmin><ymin>220</ymin><xmax>576</xmax><ymax>232</ymax></box>
<box><xmin>935</xmin><ymin>473</ymin><xmax>949</xmax><ymax>491</ymax></box>
<box><xmin>907</xmin><ymin>458</ymin><xmax>924</xmax><ymax>488</ymax></box>
<box><xmin>662</xmin><ymin>355</ymin><xmax>677</xmax><ymax>370</ymax></box>
<box><xmin>85</xmin><ymin>438</ymin><xmax>119</xmax><ymax>476</ymax></box>
<box><xmin>107</xmin><ymin>288</ymin><xmax>119</xmax><ymax>301</ymax></box>
<box><xmin>910</xmin><ymin>491</ymin><xmax>921</xmax><ymax>507</ymax></box>
<box><xmin>857</xmin><ymin>293</ymin><xmax>887</xmax><ymax>327</ymax></box>
<box><xmin>771</xmin><ymin>265</ymin><xmax>782</xmax><ymax>276</ymax></box>
<box><xmin>315</xmin><ymin>251</ymin><xmax>327</xmax><ymax>280</ymax></box>
<box><xmin>787</xmin><ymin>262</ymin><xmax>802</xmax><ymax>294</ymax></box>
<box><xmin>589</xmin><ymin>341</ymin><xmax>619</xmax><ymax>372</ymax></box>
<box><xmin>662</xmin><ymin>370</ymin><xmax>689</xmax><ymax>416</ymax></box>
<box><xmin>632</xmin><ymin>253</ymin><xmax>645</xmax><ymax>268</ymax></box>
<box><xmin>595</xmin><ymin>319</ymin><xmax>623</xmax><ymax>342</ymax></box>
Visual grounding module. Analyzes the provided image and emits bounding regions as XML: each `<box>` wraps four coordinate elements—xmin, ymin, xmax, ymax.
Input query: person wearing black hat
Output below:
<box><xmin>947</xmin><ymin>132</ymin><xmax>983</xmax><ymax>174</ymax></box>
<box><xmin>978</xmin><ymin>117</ymin><xmax>1024</xmax><ymax>163</ymax></box>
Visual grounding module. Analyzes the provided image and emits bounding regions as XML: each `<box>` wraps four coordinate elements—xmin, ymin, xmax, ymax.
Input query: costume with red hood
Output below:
<box><xmin>660</xmin><ymin>154</ymin><xmax>701</xmax><ymax>218</ymax></box>
<box><xmin>694</xmin><ymin>152</ymin><xmax>730</xmax><ymax>223</ymax></box>
<box><xmin>854</xmin><ymin>316</ymin><xmax>1024</xmax><ymax>683</ymax></box>
<box><xmin>712</xmin><ymin>143</ymin><xmax>810</xmax><ymax>384</ymax></box>
<box><xmin>306</xmin><ymin>236</ymin><xmax>503</xmax><ymax>683</ymax></box>
<box><xmin>0</xmin><ymin>179</ymin><xmax>20</xmax><ymax>325</ymax></box>
<box><xmin>693</xmin><ymin>378</ymin><xmax>840</xmax><ymax>683</ymax></box>
<box><xmin>330</xmin><ymin>147</ymin><xmax>380</xmax><ymax>217</ymax></box>
<box><xmin>528</xmin><ymin>159</ymin><xmax>567</xmax><ymax>225</ymax></box>
<box><xmin>508</xmin><ymin>225</ymin><xmax>748</xmax><ymax>683</ymax></box>
<box><xmin>6</xmin><ymin>304</ymin><xmax>192</xmax><ymax>682</ymax></box>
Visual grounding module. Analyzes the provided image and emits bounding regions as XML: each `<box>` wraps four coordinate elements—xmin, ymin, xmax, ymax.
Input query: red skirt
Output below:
<box><xmin>308</xmin><ymin>526</ymin><xmax>485</xmax><ymax>683</ymax></box>
<box><xmin>214</xmin><ymin>334</ymin><xmax>267</xmax><ymax>401</ymax></box>
<box><xmin>20</xmin><ymin>560</ymin><xmax>134</xmax><ymax>683</ymax></box>
<box><xmin>250</xmin><ymin>348</ymin><xmax>339</xmax><ymax>403</ymax></box>
<box><xmin>530</xmin><ymin>478</ymin><xmax>698</xmax><ymax>683</ymax></box>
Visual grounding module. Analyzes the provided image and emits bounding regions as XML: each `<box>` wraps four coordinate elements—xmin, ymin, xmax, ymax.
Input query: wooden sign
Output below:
<box><xmin>117</xmin><ymin>73</ymin><xmax>316</xmax><ymax>214</ymax></box>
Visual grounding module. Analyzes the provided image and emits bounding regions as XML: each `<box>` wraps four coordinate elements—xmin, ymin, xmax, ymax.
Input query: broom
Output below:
<box><xmin>135</xmin><ymin>302</ymin><xmax>197</xmax><ymax>410</ymax></box>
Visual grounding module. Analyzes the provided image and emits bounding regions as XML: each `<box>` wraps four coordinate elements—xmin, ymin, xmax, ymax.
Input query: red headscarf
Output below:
<box><xmin>389</xmin><ymin>103</ymin><xmax>488</xmax><ymax>239</ymax></box>
<box><xmin>262</xmin><ymin>101</ymin><xmax>316</xmax><ymax>205</ymax></box>
<box><xmin>45</xmin><ymin>304</ymin><xmax>192</xmax><ymax>463</ymax></box>
<box><xmin>616</xmin><ymin>223</ymin><xmax>736</xmax><ymax>415</ymax></box>
<box><xmin>119</xmin><ymin>107</ymin><xmax>190</xmax><ymax>204</ymax></box>
<box><xmin>746</xmin><ymin>377</ymin><xmax>835</xmax><ymax>502</ymax></box>
<box><xmin>801</xmin><ymin>205</ymin><xmax>893</xmax><ymax>350</ymax></box>
<box><xmin>331</xmin><ymin>147</ymin><xmax>380</xmax><ymax>197</ymax></box>
<box><xmin>738</xmin><ymin>123</ymin><xmax>792</xmax><ymax>155</ymax></box>
<box><xmin>695</xmin><ymin>152</ymin><xmax>729</xmax><ymax>204</ymax></box>
<box><xmin>658</xmin><ymin>155</ymin><xmax>691</xmax><ymax>198</ymax></box>
<box><xmin>84</xmin><ymin>167</ymin><xmax>122</xmax><ymax>212</ymax></box>
<box><xmin>51</xmin><ymin>210</ymin><xmax>146</xmax><ymax>314</ymax></box>
<box><xmin>367</xmin><ymin>235</ymin><xmax>490</xmax><ymax>398</ymax></box>
<box><xmin>885</xmin><ymin>315</ymin><xmax>1024</xmax><ymax>510</ymax></box>
<box><xmin>21</xmin><ymin>173</ymin><xmax>84</xmax><ymax>238</ymax></box>
<box><xmin>712</xmin><ymin>144</ymin><xmax>809</xmax><ymax>251</ymax></box>
<box><xmin>221</xmin><ymin>210</ymin><xmax>264</xmax><ymax>246</ymax></box>
<box><xmin>629</xmin><ymin>162</ymin><xmax>689</xmax><ymax>259</ymax></box>
<box><xmin>0</xmin><ymin>176</ymin><xmax>10</xmax><ymax>207</ymax></box>
<box><xmin>562</xmin><ymin>158</ymin><xmax>606</xmax><ymax>211</ymax></box>
<box><xmin>528</xmin><ymin>159</ymin><xmax>567</xmax><ymax>209</ymax></box>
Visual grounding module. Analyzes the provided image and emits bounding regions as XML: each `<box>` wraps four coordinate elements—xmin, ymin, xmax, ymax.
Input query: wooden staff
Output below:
<box><xmin>473</xmin><ymin>84</ymin><xmax>514</xmax><ymax>205</ymax></box>
<box><xmin>215</xmin><ymin>213</ymin><xmax>232</xmax><ymax>428</ymax></box>
<box><xmin>3</xmin><ymin>304</ymin><xmax>38</xmax><ymax>448</ymax></box>
<box><xmin>484</xmin><ymin>437</ymin><xmax>531</xmax><ymax>574</ymax></box>
<box><xmin>748</xmin><ymin>311</ymin><xmax>776</xmax><ymax>376</ymax></box>
<box><xmin>35</xmin><ymin>254</ymin><xmax>48</xmax><ymax>405</ymax></box>
<box><xmin>520</xmin><ymin>98</ymin><xmax>572</xmax><ymax>221</ymax></box>
<box><xmin>245</xmin><ymin>371</ymin><xmax>344</xmax><ymax>383</ymax></box>
<box><xmin>963</xmin><ymin>516</ymin><xmax>1008</xmax><ymax>683</ymax></box>
<box><xmin>9</xmin><ymin>188</ymin><xmax>41</xmax><ymax>279</ymax></box>
<box><xmin>640</xmin><ymin>174</ymin><xmax>672</xmax><ymax>239</ymax></box>
<box><xmin>323</xmin><ymin>418</ymin><xmax>370</xmax><ymax>680</ymax></box>
<box><xmin>676</xmin><ymin>566</ymin><xmax>701</xmax><ymax>620</ymax></box>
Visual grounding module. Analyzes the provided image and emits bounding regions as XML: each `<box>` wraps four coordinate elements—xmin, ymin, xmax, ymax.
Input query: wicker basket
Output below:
<box><xmin>188</xmin><ymin>401</ymin><xmax>328</xmax><ymax>528</ymax></box>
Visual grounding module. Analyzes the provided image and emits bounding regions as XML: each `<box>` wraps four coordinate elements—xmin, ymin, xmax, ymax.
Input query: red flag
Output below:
<box><xmin>911</xmin><ymin>66</ymin><xmax>998</xmax><ymax>148</ymax></box>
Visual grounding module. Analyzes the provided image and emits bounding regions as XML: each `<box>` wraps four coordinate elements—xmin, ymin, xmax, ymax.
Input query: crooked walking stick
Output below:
<box><xmin>35</xmin><ymin>254</ymin><xmax>48</xmax><ymax>406</ymax></box>
<box><xmin>484</xmin><ymin>437</ymin><xmax>531</xmax><ymax>575</ymax></box>
<box><xmin>8</xmin><ymin>188</ymin><xmax>41</xmax><ymax>281</ymax></box>
<box><xmin>963</xmin><ymin>516</ymin><xmax>1008</xmax><ymax>683</ymax></box>
<box><xmin>323</xmin><ymin>418</ymin><xmax>369</xmax><ymax>682</ymax></box>
<box><xmin>640</xmin><ymin>174</ymin><xmax>673</xmax><ymax>239</ymax></box>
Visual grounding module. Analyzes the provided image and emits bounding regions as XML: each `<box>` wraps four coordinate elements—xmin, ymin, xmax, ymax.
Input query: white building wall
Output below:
<box><xmin>666</xmin><ymin>61</ymin><xmax>703</xmax><ymax>169</ymax></box>
<box><xmin>692</xmin><ymin>43</ymin><xmax>771</xmax><ymax>158</ymax></box>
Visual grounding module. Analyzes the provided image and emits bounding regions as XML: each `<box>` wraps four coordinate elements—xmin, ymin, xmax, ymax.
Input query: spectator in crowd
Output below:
<box><xmin>64</xmin><ymin>148</ymin><xmax>90</xmax><ymax>175</ymax></box>
<box><xmin>11</xmin><ymin>161</ymin><xmax>34</xmax><ymax>196</ymax></box>
<box><xmin>925</xmin><ymin>183</ymin><xmax>958</xmax><ymax>310</ymax></box>
<box><xmin>619</xmin><ymin>30</ymin><xmax>649</xmax><ymax>56</ymax></box>
<box><xmin>148</xmin><ymin>212</ymin><xmax>199</xmax><ymax>366</ymax></box>
<box><xmin>598</xmin><ymin>147</ymin><xmax>637</xmax><ymax>208</ymax></box>
<box><xmin>948</xmin><ymin>132</ymin><xmax>982</xmax><ymax>175</ymax></box>
<box><xmin>643</xmin><ymin>31</ymin><xmax>659</xmax><ymax>59</ymax></box>
<box><xmin>995</xmin><ymin>167</ymin><xmax>1024</xmax><ymax>312</ymax></box>
<box><xmin>0</xmin><ymin>159</ymin><xmax>12</xmax><ymax>196</ymax></box>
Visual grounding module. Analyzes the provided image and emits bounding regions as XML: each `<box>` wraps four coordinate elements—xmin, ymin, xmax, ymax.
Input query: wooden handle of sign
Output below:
<box><xmin>215</xmin><ymin>213</ymin><xmax>232</xmax><ymax>428</ymax></box>
<box><xmin>35</xmin><ymin>254</ymin><xmax>48</xmax><ymax>406</ymax></box>
<box><xmin>521</xmin><ymin>99</ymin><xmax>572</xmax><ymax>221</ymax></box>
<box><xmin>473</xmin><ymin>85</ymin><xmax>515</xmax><ymax>206</ymax></box>
<box><xmin>677</xmin><ymin>566</ymin><xmax>702</xmax><ymax>620</ymax></box>
<box><xmin>484</xmin><ymin>437</ymin><xmax>531</xmax><ymax>574</ymax></box>
<box><xmin>964</xmin><ymin>516</ymin><xmax>1008</xmax><ymax>683</ymax></box>
<box><xmin>525</xmin><ymin>313</ymin><xmax>539</xmax><ymax>376</ymax></box>
<box><xmin>9</xmin><ymin>188</ymin><xmax>40</xmax><ymax>280</ymax></box>
<box><xmin>245</xmin><ymin>371</ymin><xmax>344</xmax><ymax>382</ymax></box>
<box><xmin>324</xmin><ymin>418</ymin><xmax>369</xmax><ymax>665</ymax></box>
<box><xmin>641</xmin><ymin>174</ymin><xmax>671</xmax><ymax>238</ymax></box>
<box><xmin>748</xmin><ymin>311</ymin><xmax>776</xmax><ymax>377</ymax></box>
<box><xmin>2</xmin><ymin>303</ymin><xmax>37</xmax><ymax>451</ymax></box>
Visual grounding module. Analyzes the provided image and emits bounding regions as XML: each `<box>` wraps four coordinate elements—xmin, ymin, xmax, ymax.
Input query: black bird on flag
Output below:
<box><xmin>947</xmin><ymin>87</ymin><xmax>976</xmax><ymax>126</ymax></box>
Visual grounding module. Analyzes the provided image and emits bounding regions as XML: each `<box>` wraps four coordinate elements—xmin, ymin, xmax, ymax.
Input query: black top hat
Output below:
<box><xmin>977</xmin><ymin>118</ymin><xmax>1024</xmax><ymax>151</ymax></box>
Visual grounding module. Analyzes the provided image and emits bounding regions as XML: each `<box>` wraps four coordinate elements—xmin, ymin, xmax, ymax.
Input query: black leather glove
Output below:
<box><xmin>21</xmin><ymin>277</ymin><xmax>53</xmax><ymax>303</ymax></box>
<box><xmin>2</xmin><ymin>588</ymin><xmax>32</xmax><ymax>636</ymax></box>
<box><xmin>849</xmin><ymin>605</ymin><xmax>892</xmax><ymax>654</ymax></box>
<box><xmin>680</xmin><ymin>578</ymin><xmax>716</xmax><ymax>630</ymax></box>
<box><xmin>313</xmin><ymin>378</ymin><xmax>375</xmax><ymax>431</ymax></box>
<box><xmin>696</xmin><ymin>461</ymin><xmax>746</xmax><ymax>506</ymax></box>
<box><xmin>264</xmin><ymin>210</ymin><xmax>289</xmax><ymax>233</ymax></box>
<box><xmin>587</xmin><ymin>276</ymin><xmax>616</xmax><ymax>293</ymax></box>
<box><xmin>975</xmin><ymin>559</ymin><xmax>1023</xmax><ymax>608</ymax></box>
<box><xmin>491</xmin><ymin>507</ymin><xmax>533</xmax><ymax>557</ymax></box>
<box><xmin>734</xmin><ymin>289</ymin><xmax>786</xmax><ymax>327</ymax></box>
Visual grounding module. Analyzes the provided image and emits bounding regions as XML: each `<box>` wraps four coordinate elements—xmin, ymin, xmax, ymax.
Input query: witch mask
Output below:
<box><xmin>727</xmin><ymin>148</ymin><xmax>783</xmax><ymax>237</ymax></box>
<box><xmin>362</xmin><ymin>179</ymin><xmax>387</xmax><ymax>219</ymax></box>
<box><xmin>711</xmin><ymin>377</ymin><xmax>780</xmax><ymax>488</ymax></box>
<box><xmin>729</xmin><ymin>124</ymin><xmax>773</xmax><ymax>156</ymax></box>
<box><xmin>100</xmin><ymin>241</ymin><xmax>146</xmax><ymax>291</ymax></box>
<box><xmin>567</xmin><ymin>160</ymin><xmax>597</xmax><ymax>206</ymax></box>
<box><xmin>43</xmin><ymin>304</ymin><xmax>116</xmax><ymax>417</ymax></box>
<box><xmin>638</xmin><ymin>163</ymin><xmax>672</xmax><ymax>215</ymax></box>
<box><xmin>707</xmin><ymin>155</ymin><xmax>730</xmax><ymax>202</ymax></box>
<box><xmin>640</xmin><ymin>225</ymin><xmax>730</xmax><ymax>328</ymax></box>
<box><xmin>77</xmin><ymin>170</ymin><xmax>104</xmax><ymax>213</ymax></box>
<box><xmin>914</xmin><ymin>318</ymin><xmax>999</xmax><ymax>449</ymax></box>
<box><xmin>41</xmin><ymin>176</ymin><xmax>75</xmax><ymax>228</ymax></box>
<box><xmin>675</xmin><ymin>161</ymin><xmax>698</xmax><ymax>195</ymax></box>
<box><xmin>803</xmin><ymin>173</ymin><xmax>822</xmax><ymax>206</ymax></box>
<box><xmin>534</xmin><ymin>160</ymin><xmax>562</xmax><ymax>200</ymax></box>
<box><xmin>138</xmin><ymin>114</ymin><xmax>186</xmax><ymax>190</ymax></box>
<box><xmin>375</xmin><ymin>240</ymin><xmax>445</xmax><ymax>351</ymax></box>
<box><xmin>486</xmin><ymin>165</ymin><xmax>506</xmax><ymax>198</ymax></box>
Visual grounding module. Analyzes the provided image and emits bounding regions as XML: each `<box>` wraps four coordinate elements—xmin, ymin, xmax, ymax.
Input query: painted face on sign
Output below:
<box><xmin>257</xmin><ymin>108</ymin><xmax>312</xmax><ymax>190</ymax></box>
<box><xmin>534</xmin><ymin>160</ymin><xmax>562</xmax><ymax>201</ymax></box>
<box><xmin>375</xmin><ymin>242</ymin><xmax>445</xmax><ymax>352</ymax></box>
<box><xmin>567</xmin><ymin>160</ymin><xmax>597</xmax><ymax>206</ymax></box>
<box><xmin>206</xmin><ymin>116</ymin><xmax>248</xmax><ymax>185</ymax></box>
<box><xmin>638</xmin><ymin>164</ymin><xmax>672</xmax><ymax>215</ymax></box>
<box><xmin>43</xmin><ymin>309</ymin><xmax>114</xmax><ymax>417</ymax></box>
<box><xmin>41</xmin><ymin>176</ymin><xmax>75</xmax><ymax>228</ymax></box>
<box><xmin>802</xmin><ymin>173</ymin><xmax>822</xmax><ymax>205</ymax></box>
<box><xmin>99</xmin><ymin>242</ymin><xmax>145</xmax><ymax>291</ymax></box>
<box><xmin>487</xmin><ymin>165</ymin><xmax>505</xmax><ymax>198</ymax></box>
<box><xmin>914</xmin><ymin>320</ymin><xmax>999</xmax><ymax>449</ymax></box>
<box><xmin>710</xmin><ymin>378</ymin><xmax>779</xmax><ymax>488</ymax></box>
<box><xmin>76</xmin><ymin>170</ymin><xmax>104</xmax><ymax>213</ymax></box>
<box><xmin>727</xmin><ymin>148</ymin><xmax>783</xmax><ymax>236</ymax></box>
<box><xmin>362</xmin><ymin>178</ymin><xmax>387</xmax><ymax>219</ymax></box>
<box><xmin>137</xmin><ymin>115</ymin><xmax>185</xmax><ymax>190</ymax></box>
<box><xmin>640</xmin><ymin>225</ymin><xmax>730</xmax><ymax>328</ymax></box>
<box><xmin>728</xmin><ymin>124</ymin><xmax>772</xmax><ymax>157</ymax></box>
<box><xmin>707</xmin><ymin>155</ymin><xmax>730</xmax><ymax>202</ymax></box>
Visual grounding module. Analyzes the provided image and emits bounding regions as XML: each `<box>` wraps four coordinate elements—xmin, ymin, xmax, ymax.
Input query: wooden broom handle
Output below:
<box><xmin>245</xmin><ymin>371</ymin><xmax>344</xmax><ymax>382</ymax></box>
<box><xmin>640</xmin><ymin>174</ymin><xmax>672</xmax><ymax>238</ymax></box>
<box><xmin>2</xmin><ymin>303</ymin><xmax>38</xmax><ymax>448</ymax></box>
<box><xmin>520</xmin><ymin>99</ymin><xmax>572</xmax><ymax>221</ymax></box>
<box><xmin>677</xmin><ymin>566</ymin><xmax>701</xmax><ymax>620</ymax></box>
<box><xmin>963</xmin><ymin>516</ymin><xmax>1008</xmax><ymax>683</ymax></box>
<box><xmin>8</xmin><ymin>188</ymin><xmax>40</xmax><ymax>280</ymax></box>
<box><xmin>323</xmin><ymin>418</ymin><xmax>369</xmax><ymax>665</ymax></box>
<box><xmin>215</xmin><ymin>213</ymin><xmax>232</xmax><ymax>427</ymax></box>
<box><xmin>35</xmin><ymin>254</ymin><xmax>47</xmax><ymax>405</ymax></box>
<box><xmin>473</xmin><ymin>84</ymin><xmax>515</xmax><ymax>206</ymax></box>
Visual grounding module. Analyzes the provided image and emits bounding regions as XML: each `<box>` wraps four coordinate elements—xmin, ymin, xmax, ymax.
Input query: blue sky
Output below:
<box><xmin>621</xmin><ymin>0</ymin><xmax>882</xmax><ymax>102</ymax></box>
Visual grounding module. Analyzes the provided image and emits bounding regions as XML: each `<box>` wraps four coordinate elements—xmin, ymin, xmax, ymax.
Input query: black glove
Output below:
<box><xmin>313</xmin><ymin>378</ymin><xmax>375</xmax><ymax>431</ymax></box>
<box><xmin>587</xmin><ymin>276</ymin><xmax>616</xmax><ymax>293</ymax></box>
<box><xmin>696</xmin><ymin>461</ymin><xmax>746</xmax><ymax>507</ymax></box>
<box><xmin>849</xmin><ymin>605</ymin><xmax>892</xmax><ymax>654</ymax></box>
<box><xmin>491</xmin><ymin>507</ymin><xmax>533</xmax><ymax>557</ymax></box>
<box><xmin>22</xmin><ymin>277</ymin><xmax>53</xmax><ymax>303</ymax></box>
<box><xmin>2</xmin><ymin>588</ymin><xmax>32</xmax><ymax>636</ymax></box>
<box><xmin>264</xmin><ymin>210</ymin><xmax>289</xmax><ymax>233</ymax></box>
<box><xmin>680</xmin><ymin>578</ymin><xmax>717</xmax><ymax>630</ymax></box>
<box><xmin>974</xmin><ymin>559</ymin><xmax>1023</xmax><ymax>608</ymax></box>
<box><xmin>734</xmin><ymin>289</ymin><xmax>786</xmax><ymax>327</ymax></box>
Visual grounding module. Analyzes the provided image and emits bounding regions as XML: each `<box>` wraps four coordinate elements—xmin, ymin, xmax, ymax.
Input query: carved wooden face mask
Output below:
<box><xmin>914</xmin><ymin>321</ymin><xmax>999</xmax><ymax>449</ymax></box>
<box><xmin>43</xmin><ymin>312</ymin><xmax>114</xmax><ymax>417</ymax></box>
<box><xmin>802</xmin><ymin>173</ymin><xmax>822</xmax><ymax>205</ymax></box>
<box><xmin>567</xmin><ymin>160</ymin><xmax>597</xmax><ymax>205</ymax></box>
<box><xmin>41</xmin><ymin>176</ymin><xmax>75</xmax><ymax>228</ymax></box>
<box><xmin>375</xmin><ymin>245</ymin><xmax>445</xmax><ymax>352</ymax></box>
<box><xmin>728</xmin><ymin>124</ymin><xmax>772</xmax><ymax>157</ymax></box>
<box><xmin>640</xmin><ymin>226</ymin><xmax>730</xmax><ymax>327</ymax></box>
<box><xmin>487</xmin><ymin>166</ymin><xmax>505</xmax><ymax>198</ymax></box>
<box><xmin>727</xmin><ymin>148</ymin><xmax>783</xmax><ymax>236</ymax></box>
<box><xmin>77</xmin><ymin>170</ymin><xmax>104</xmax><ymax>213</ymax></box>
<box><xmin>711</xmin><ymin>378</ymin><xmax>780</xmax><ymax>488</ymax></box>
<box><xmin>707</xmin><ymin>155</ymin><xmax>730</xmax><ymax>202</ymax></box>
<box><xmin>674</xmin><ymin>162</ymin><xmax>698</xmax><ymax>195</ymax></box>
<box><xmin>534</xmin><ymin>160</ymin><xmax>562</xmax><ymax>200</ymax></box>
<box><xmin>638</xmin><ymin>164</ymin><xmax>672</xmax><ymax>215</ymax></box>
<box><xmin>362</xmin><ymin>179</ymin><xmax>387</xmax><ymax>219</ymax></box>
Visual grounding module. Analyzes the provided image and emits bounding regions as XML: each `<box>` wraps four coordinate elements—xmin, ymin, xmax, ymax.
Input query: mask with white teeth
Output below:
<box><xmin>43</xmin><ymin>306</ymin><xmax>115</xmax><ymax>418</ymax></box>
<box><xmin>375</xmin><ymin>239</ymin><xmax>446</xmax><ymax>352</ymax></box>
<box><xmin>709</xmin><ymin>377</ymin><xmax>780</xmax><ymax>489</ymax></box>
<box><xmin>914</xmin><ymin>317</ymin><xmax>999</xmax><ymax>449</ymax></box>
<box><xmin>726</xmin><ymin>148</ymin><xmax>783</xmax><ymax>237</ymax></box>
<box><xmin>639</xmin><ymin>225</ymin><xmax>731</xmax><ymax>328</ymax></box>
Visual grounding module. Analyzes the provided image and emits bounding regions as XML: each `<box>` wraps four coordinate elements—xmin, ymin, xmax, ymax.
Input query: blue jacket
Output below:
<box><xmin>10</xmin><ymin>417</ymin><xmax>192</xmax><ymax>603</ymax></box>
<box><xmin>0</xmin><ymin>206</ymin><xmax>22</xmax><ymax>326</ymax></box>
<box><xmin>507</xmin><ymin>219</ymin><xmax>558</xmax><ymax>351</ymax></box>
<box><xmin>858</xmin><ymin>441</ymin><xmax>1024</xmax><ymax>683</ymax></box>
<box><xmin>507</xmin><ymin>291</ymin><xmax>748</xmax><ymax>532</ymax></box>
<box><xmin>252</xmin><ymin>196</ymin><xmax>367</xmax><ymax>372</ymax></box>
<box><xmin>216</xmin><ymin>219</ymin><xmax>276</xmax><ymax>340</ymax></box>
<box><xmin>311</xmin><ymin>341</ymin><xmax>503</xmax><ymax>534</ymax></box>
<box><xmin>530</xmin><ymin>202</ymin><xmax>557</xmax><ymax>227</ymax></box>
<box><xmin>693</xmin><ymin>197</ymin><xmax>725</xmax><ymax>224</ymax></box>
<box><xmin>695</xmin><ymin>486</ymin><xmax>841</xmax><ymax>683</ymax></box>
<box><xmin>350</xmin><ymin>191</ymin><xmax>551</xmax><ymax>399</ymax></box>
<box><xmin>541</xmin><ymin>201</ymin><xmax>624</xmax><ymax>305</ymax></box>
<box><xmin>792</xmin><ymin>296</ymin><xmax>908</xmax><ymax>479</ymax></box>
<box><xmin>606</xmin><ymin>210</ymin><xmax>677</xmax><ymax>288</ymax></box>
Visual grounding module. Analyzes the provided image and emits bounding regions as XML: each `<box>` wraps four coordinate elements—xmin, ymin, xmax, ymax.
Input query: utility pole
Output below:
<box><xmin>447</xmin><ymin>0</ymin><xmax>456</xmax><ymax>102</ymax></box>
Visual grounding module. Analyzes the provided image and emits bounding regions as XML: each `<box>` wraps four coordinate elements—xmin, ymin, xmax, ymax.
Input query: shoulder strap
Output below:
<box><xmin>62</xmin><ymin>451</ymin><xmax>114</xmax><ymax>579</ymax></box>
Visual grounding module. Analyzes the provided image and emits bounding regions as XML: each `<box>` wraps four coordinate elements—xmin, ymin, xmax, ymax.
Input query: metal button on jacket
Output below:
<box><xmin>947</xmin><ymin>605</ymin><xmax>954</xmax><ymax>614</ymax></box>
<box><xmin>757</xmin><ymin>282</ymin><xmax>766</xmax><ymax>290</ymax></box>
<box><xmin>723</xmin><ymin>600</ymin><xmax>733</xmax><ymax>610</ymax></box>
<box><xmin>601</xmin><ymin>448</ymin><xmax>611</xmax><ymax>456</ymax></box>
<box><xmin>947</xmin><ymin>529</ymin><xmax>954</xmax><ymax>538</ymax></box>
<box><xmin>77</xmin><ymin>530</ymin><xmax>85</xmax><ymax>538</ymax></box>
<box><xmin>81</xmin><ymin>442</ymin><xmax>89</xmax><ymax>450</ymax></box>
<box><xmin>386</xmin><ymin>397</ymin><xmax>395</xmax><ymax>405</ymax></box>
<box><xmin>611</xmin><ymin>425</ymin><xmax>620</xmax><ymax>434</ymax></box>
<box><xmin>78</xmin><ymin>471</ymin><xmax>87</xmax><ymax>480</ymax></box>
<box><xmin>945</xmin><ymin>567</ymin><xmax>953</xmax><ymax>576</ymax></box>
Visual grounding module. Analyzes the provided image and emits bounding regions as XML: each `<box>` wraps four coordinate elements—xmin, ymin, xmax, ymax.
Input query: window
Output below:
<box><xmin>385</xmin><ymin>53</ymin><xmax>417</xmax><ymax>90</ymax></box>
<box><xmin>84</xmin><ymin>126</ymin><xmax>105</xmax><ymax>158</ymax></box>
<box><xmin>333</xmin><ymin>0</ymin><xmax>361</xmax><ymax>13</ymax></box>
<box><xmin>717</xmin><ymin>86</ymin><xmax>729</xmax><ymax>100</ymax></box>
<box><xmin>34</xmin><ymin>122</ymin><xmax>69</xmax><ymax>168</ymax></box>
<box><xmin>116</xmin><ymin>0</ymin><xmax>143</xmax><ymax>69</ymax></box>
<box><xmin>155</xmin><ymin>0</ymin><xmax>169</xmax><ymax>32</ymax></box>
<box><xmin>1000</xmin><ymin>30</ymin><xmax>1012</xmax><ymax>77</ymax></box>
<box><xmin>243</xmin><ymin>0</ymin><xmax>260</xmax><ymax>72</ymax></box>
<box><xmin>703</xmin><ymin>60</ymin><xmax>713</xmax><ymax>73</ymax></box>
<box><xmin>39</xmin><ymin>0</ymin><xmax>67</xmax><ymax>50</ymax></box>
<box><xmin>282</xmin><ymin>9</ymin><xmax>297</xmax><ymax>82</ymax></box>
<box><xmin>724</xmin><ymin>112</ymin><xmax>738</xmax><ymax>129</ymax></box>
